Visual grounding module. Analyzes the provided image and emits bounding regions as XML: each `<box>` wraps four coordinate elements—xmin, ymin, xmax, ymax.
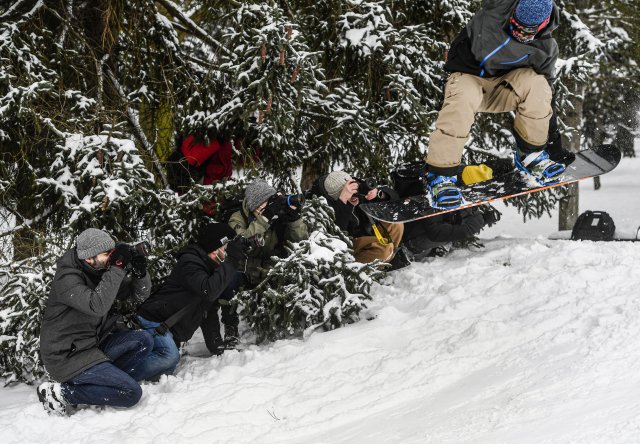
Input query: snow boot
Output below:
<box><xmin>425</xmin><ymin>173</ymin><xmax>463</xmax><ymax>209</ymax></box>
<box><xmin>224</xmin><ymin>324</ymin><xmax>240</xmax><ymax>349</ymax></box>
<box><xmin>37</xmin><ymin>382</ymin><xmax>68</xmax><ymax>416</ymax></box>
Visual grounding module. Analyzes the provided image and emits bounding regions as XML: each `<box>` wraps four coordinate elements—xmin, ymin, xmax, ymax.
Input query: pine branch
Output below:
<box><xmin>155</xmin><ymin>0</ymin><xmax>234</xmax><ymax>59</ymax></box>
<box><xmin>105</xmin><ymin>67</ymin><xmax>169</xmax><ymax>189</ymax></box>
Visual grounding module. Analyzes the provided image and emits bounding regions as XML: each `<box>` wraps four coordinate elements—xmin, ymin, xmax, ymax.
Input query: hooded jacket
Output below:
<box><xmin>136</xmin><ymin>244</ymin><xmax>238</xmax><ymax>343</ymax></box>
<box><xmin>39</xmin><ymin>249</ymin><xmax>151</xmax><ymax>382</ymax></box>
<box><xmin>445</xmin><ymin>0</ymin><xmax>560</xmax><ymax>80</ymax></box>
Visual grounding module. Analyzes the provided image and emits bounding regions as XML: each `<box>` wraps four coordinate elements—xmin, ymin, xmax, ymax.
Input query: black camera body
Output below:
<box><xmin>222</xmin><ymin>234</ymin><xmax>265</xmax><ymax>253</ymax></box>
<box><xmin>128</xmin><ymin>241</ymin><xmax>151</xmax><ymax>257</ymax></box>
<box><xmin>354</xmin><ymin>177</ymin><xmax>377</xmax><ymax>199</ymax></box>
<box><xmin>262</xmin><ymin>193</ymin><xmax>305</xmax><ymax>222</ymax></box>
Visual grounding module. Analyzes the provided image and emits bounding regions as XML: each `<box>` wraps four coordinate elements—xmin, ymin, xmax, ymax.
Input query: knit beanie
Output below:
<box><xmin>76</xmin><ymin>228</ymin><xmax>115</xmax><ymax>259</ymax></box>
<box><xmin>245</xmin><ymin>179</ymin><xmax>277</xmax><ymax>212</ymax></box>
<box><xmin>198</xmin><ymin>223</ymin><xmax>237</xmax><ymax>253</ymax></box>
<box><xmin>514</xmin><ymin>0</ymin><xmax>553</xmax><ymax>26</ymax></box>
<box><xmin>323</xmin><ymin>171</ymin><xmax>352</xmax><ymax>200</ymax></box>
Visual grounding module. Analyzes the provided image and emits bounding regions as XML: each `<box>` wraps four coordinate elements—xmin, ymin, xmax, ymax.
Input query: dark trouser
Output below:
<box><xmin>62</xmin><ymin>330</ymin><xmax>153</xmax><ymax>408</ymax></box>
<box><xmin>130</xmin><ymin>316</ymin><xmax>181</xmax><ymax>381</ymax></box>
<box><xmin>201</xmin><ymin>272</ymin><xmax>246</xmax><ymax>353</ymax></box>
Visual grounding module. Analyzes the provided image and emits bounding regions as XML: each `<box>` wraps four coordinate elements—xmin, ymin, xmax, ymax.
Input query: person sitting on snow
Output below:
<box><xmin>424</xmin><ymin>0</ymin><xmax>574</xmax><ymax>209</ymax></box>
<box><xmin>38</xmin><ymin>228</ymin><xmax>153</xmax><ymax>415</ymax></box>
<box><xmin>136</xmin><ymin>223</ymin><xmax>250</xmax><ymax>360</ymax></box>
<box><xmin>400</xmin><ymin>164</ymin><xmax>501</xmax><ymax>260</ymax></box>
<box><xmin>309</xmin><ymin>171</ymin><xmax>409</xmax><ymax>270</ymax></box>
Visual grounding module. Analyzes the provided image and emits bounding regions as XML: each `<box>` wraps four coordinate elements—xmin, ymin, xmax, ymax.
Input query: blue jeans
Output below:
<box><xmin>62</xmin><ymin>330</ymin><xmax>153</xmax><ymax>407</ymax></box>
<box><xmin>128</xmin><ymin>316</ymin><xmax>181</xmax><ymax>381</ymax></box>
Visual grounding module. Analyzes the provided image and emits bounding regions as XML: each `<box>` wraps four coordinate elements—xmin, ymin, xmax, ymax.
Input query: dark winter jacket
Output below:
<box><xmin>40</xmin><ymin>249</ymin><xmax>151</xmax><ymax>382</ymax></box>
<box><xmin>228</xmin><ymin>199</ymin><xmax>308</xmax><ymax>285</ymax></box>
<box><xmin>445</xmin><ymin>0</ymin><xmax>560</xmax><ymax>80</ymax></box>
<box><xmin>137</xmin><ymin>244</ymin><xmax>238</xmax><ymax>343</ymax></box>
<box><xmin>403</xmin><ymin>208</ymin><xmax>485</xmax><ymax>255</ymax></box>
<box><xmin>309</xmin><ymin>176</ymin><xmax>400</xmax><ymax>238</ymax></box>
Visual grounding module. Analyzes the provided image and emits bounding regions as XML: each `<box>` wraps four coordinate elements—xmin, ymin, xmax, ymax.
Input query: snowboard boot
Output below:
<box><xmin>514</xmin><ymin>148</ymin><xmax>566</xmax><ymax>184</ymax></box>
<box><xmin>37</xmin><ymin>382</ymin><xmax>68</xmax><ymax>416</ymax></box>
<box><xmin>224</xmin><ymin>324</ymin><xmax>240</xmax><ymax>349</ymax></box>
<box><xmin>425</xmin><ymin>172</ymin><xmax>463</xmax><ymax>209</ymax></box>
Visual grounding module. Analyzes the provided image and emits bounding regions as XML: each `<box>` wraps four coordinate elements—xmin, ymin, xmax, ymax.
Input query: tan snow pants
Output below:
<box><xmin>353</xmin><ymin>222</ymin><xmax>404</xmax><ymax>264</ymax></box>
<box><xmin>426</xmin><ymin>68</ymin><xmax>553</xmax><ymax>169</ymax></box>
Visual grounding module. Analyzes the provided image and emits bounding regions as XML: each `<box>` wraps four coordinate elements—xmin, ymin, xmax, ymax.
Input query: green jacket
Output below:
<box><xmin>228</xmin><ymin>199</ymin><xmax>308</xmax><ymax>284</ymax></box>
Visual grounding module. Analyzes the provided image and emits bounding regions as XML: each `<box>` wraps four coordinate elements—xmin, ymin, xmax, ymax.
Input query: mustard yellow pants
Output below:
<box><xmin>426</xmin><ymin>68</ymin><xmax>552</xmax><ymax>169</ymax></box>
<box><xmin>353</xmin><ymin>222</ymin><xmax>404</xmax><ymax>264</ymax></box>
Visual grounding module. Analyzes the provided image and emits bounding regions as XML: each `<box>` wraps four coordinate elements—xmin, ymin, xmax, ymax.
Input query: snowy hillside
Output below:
<box><xmin>1</xmin><ymin>157</ymin><xmax>639</xmax><ymax>444</ymax></box>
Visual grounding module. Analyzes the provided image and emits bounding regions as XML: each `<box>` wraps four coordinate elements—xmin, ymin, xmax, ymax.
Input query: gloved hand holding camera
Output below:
<box><xmin>109</xmin><ymin>243</ymin><xmax>133</xmax><ymax>271</ymax></box>
<box><xmin>225</xmin><ymin>236</ymin><xmax>253</xmax><ymax>268</ymax></box>
<box><xmin>262</xmin><ymin>193</ymin><xmax>305</xmax><ymax>223</ymax></box>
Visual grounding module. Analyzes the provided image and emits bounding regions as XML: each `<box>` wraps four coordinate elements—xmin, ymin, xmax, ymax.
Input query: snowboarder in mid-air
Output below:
<box><xmin>425</xmin><ymin>0</ymin><xmax>574</xmax><ymax>209</ymax></box>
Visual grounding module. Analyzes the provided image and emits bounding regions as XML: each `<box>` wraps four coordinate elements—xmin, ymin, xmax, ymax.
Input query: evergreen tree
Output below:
<box><xmin>237</xmin><ymin>196</ymin><xmax>383</xmax><ymax>343</ymax></box>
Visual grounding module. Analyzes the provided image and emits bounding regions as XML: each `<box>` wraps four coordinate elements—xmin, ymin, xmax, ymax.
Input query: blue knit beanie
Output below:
<box><xmin>514</xmin><ymin>0</ymin><xmax>553</xmax><ymax>26</ymax></box>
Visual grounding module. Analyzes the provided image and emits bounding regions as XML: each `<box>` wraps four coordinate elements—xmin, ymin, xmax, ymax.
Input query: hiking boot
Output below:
<box><xmin>514</xmin><ymin>148</ymin><xmax>565</xmax><ymax>184</ymax></box>
<box><xmin>224</xmin><ymin>324</ymin><xmax>240</xmax><ymax>349</ymax></box>
<box><xmin>37</xmin><ymin>382</ymin><xmax>67</xmax><ymax>416</ymax></box>
<box><xmin>425</xmin><ymin>173</ymin><xmax>463</xmax><ymax>209</ymax></box>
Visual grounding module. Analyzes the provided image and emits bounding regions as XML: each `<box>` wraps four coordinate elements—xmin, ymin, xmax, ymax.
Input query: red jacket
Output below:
<box><xmin>180</xmin><ymin>134</ymin><xmax>232</xmax><ymax>185</ymax></box>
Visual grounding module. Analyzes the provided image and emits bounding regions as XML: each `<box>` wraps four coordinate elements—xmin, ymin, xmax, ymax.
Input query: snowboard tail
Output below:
<box><xmin>361</xmin><ymin>145</ymin><xmax>622</xmax><ymax>224</ymax></box>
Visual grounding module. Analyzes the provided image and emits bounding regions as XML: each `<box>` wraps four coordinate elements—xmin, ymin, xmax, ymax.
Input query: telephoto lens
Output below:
<box><xmin>286</xmin><ymin>194</ymin><xmax>305</xmax><ymax>208</ymax></box>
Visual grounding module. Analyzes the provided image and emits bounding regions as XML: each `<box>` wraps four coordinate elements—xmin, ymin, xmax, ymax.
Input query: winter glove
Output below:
<box><xmin>131</xmin><ymin>255</ymin><xmax>147</xmax><ymax>279</ymax></box>
<box><xmin>225</xmin><ymin>237</ymin><xmax>251</xmax><ymax>268</ymax></box>
<box><xmin>284</xmin><ymin>204</ymin><xmax>302</xmax><ymax>222</ymax></box>
<box><xmin>109</xmin><ymin>243</ymin><xmax>133</xmax><ymax>270</ymax></box>
<box><xmin>480</xmin><ymin>205</ymin><xmax>501</xmax><ymax>227</ymax></box>
<box><xmin>262</xmin><ymin>196</ymin><xmax>287</xmax><ymax>223</ymax></box>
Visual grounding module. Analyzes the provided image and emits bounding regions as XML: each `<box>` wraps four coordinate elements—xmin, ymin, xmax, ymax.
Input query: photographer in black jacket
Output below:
<box><xmin>136</xmin><ymin>223</ymin><xmax>250</xmax><ymax>374</ymax></box>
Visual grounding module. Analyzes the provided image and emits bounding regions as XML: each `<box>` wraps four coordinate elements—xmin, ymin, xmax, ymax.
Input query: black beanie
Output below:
<box><xmin>197</xmin><ymin>223</ymin><xmax>236</xmax><ymax>253</ymax></box>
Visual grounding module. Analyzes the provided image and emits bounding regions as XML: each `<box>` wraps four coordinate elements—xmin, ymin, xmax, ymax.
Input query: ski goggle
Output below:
<box><xmin>509</xmin><ymin>15</ymin><xmax>550</xmax><ymax>43</ymax></box>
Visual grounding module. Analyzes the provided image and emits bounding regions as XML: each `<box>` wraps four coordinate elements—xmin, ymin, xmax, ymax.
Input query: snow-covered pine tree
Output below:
<box><xmin>237</xmin><ymin>196</ymin><xmax>383</xmax><ymax>343</ymax></box>
<box><xmin>0</xmin><ymin>257</ymin><xmax>55</xmax><ymax>384</ymax></box>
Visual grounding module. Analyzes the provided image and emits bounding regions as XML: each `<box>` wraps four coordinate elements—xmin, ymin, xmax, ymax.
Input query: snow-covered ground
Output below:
<box><xmin>1</xmin><ymin>156</ymin><xmax>639</xmax><ymax>444</ymax></box>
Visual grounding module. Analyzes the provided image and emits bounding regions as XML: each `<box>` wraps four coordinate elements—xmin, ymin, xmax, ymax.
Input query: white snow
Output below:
<box><xmin>1</xmin><ymin>156</ymin><xmax>639</xmax><ymax>444</ymax></box>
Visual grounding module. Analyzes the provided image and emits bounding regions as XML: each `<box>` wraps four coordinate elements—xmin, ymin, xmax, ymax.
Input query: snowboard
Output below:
<box><xmin>360</xmin><ymin>144</ymin><xmax>622</xmax><ymax>224</ymax></box>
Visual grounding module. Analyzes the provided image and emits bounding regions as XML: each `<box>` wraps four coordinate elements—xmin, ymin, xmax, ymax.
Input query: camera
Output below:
<box><xmin>222</xmin><ymin>234</ymin><xmax>265</xmax><ymax>252</ymax></box>
<box><xmin>354</xmin><ymin>177</ymin><xmax>377</xmax><ymax>198</ymax></box>
<box><xmin>128</xmin><ymin>241</ymin><xmax>151</xmax><ymax>257</ymax></box>
<box><xmin>262</xmin><ymin>193</ymin><xmax>305</xmax><ymax>221</ymax></box>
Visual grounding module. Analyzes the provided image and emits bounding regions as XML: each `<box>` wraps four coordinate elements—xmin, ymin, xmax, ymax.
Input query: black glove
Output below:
<box><xmin>225</xmin><ymin>237</ymin><xmax>251</xmax><ymax>268</ymax></box>
<box><xmin>262</xmin><ymin>197</ymin><xmax>287</xmax><ymax>223</ymax></box>
<box><xmin>109</xmin><ymin>243</ymin><xmax>133</xmax><ymax>270</ymax></box>
<box><xmin>131</xmin><ymin>255</ymin><xmax>147</xmax><ymax>279</ymax></box>
<box><xmin>480</xmin><ymin>205</ymin><xmax>501</xmax><ymax>227</ymax></box>
<box><xmin>284</xmin><ymin>204</ymin><xmax>302</xmax><ymax>222</ymax></box>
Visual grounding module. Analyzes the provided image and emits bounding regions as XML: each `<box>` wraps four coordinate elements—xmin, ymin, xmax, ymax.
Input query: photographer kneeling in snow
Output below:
<box><xmin>136</xmin><ymin>223</ymin><xmax>250</xmax><ymax>365</ymax></box>
<box><xmin>310</xmin><ymin>171</ymin><xmax>409</xmax><ymax>269</ymax></box>
<box><xmin>38</xmin><ymin>228</ymin><xmax>153</xmax><ymax>415</ymax></box>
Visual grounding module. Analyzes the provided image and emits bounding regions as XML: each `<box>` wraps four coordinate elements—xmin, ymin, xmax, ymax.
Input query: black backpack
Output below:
<box><xmin>391</xmin><ymin>162</ymin><xmax>427</xmax><ymax>198</ymax></box>
<box><xmin>215</xmin><ymin>196</ymin><xmax>246</xmax><ymax>224</ymax></box>
<box><xmin>571</xmin><ymin>210</ymin><xmax>616</xmax><ymax>241</ymax></box>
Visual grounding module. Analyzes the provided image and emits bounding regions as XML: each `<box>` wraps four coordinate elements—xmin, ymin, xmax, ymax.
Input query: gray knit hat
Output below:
<box><xmin>324</xmin><ymin>171</ymin><xmax>352</xmax><ymax>200</ymax></box>
<box><xmin>76</xmin><ymin>228</ymin><xmax>115</xmax><ymax>259</ymax></box>
<box><xmin>245</xmin><ymin>179</ymin><xmax>277</xmax><ymax>211</ymax></box>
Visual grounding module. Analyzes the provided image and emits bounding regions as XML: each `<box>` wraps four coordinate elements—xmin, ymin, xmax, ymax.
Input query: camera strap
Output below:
<box><xmin>155</xmin><ymin>300</ymin><xmax>200</xmax><ymax>336</ymax></box>
<box><xmin>372</xmin><ymin>222</ymin><xmax>393</xmax><ymax>246</ymax></box>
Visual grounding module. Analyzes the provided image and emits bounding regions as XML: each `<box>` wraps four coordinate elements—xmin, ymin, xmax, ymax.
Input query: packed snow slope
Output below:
<box><xmin>1</xmin><ymin>157</ymin><xmax>639</xmax><ymax>444</ymax></box>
